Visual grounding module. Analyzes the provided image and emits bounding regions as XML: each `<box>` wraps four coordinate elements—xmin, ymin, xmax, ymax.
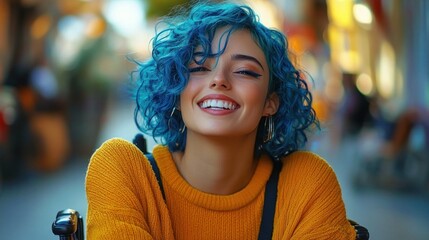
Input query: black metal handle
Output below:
<box><xmin>52</xmin><ymin>209</ymin><xmax>84</xmax><ymax>240</ymax></box>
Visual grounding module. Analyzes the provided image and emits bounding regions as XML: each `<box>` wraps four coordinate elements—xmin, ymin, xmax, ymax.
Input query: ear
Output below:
<box><xmin>263</xmin><ymin>93</ymin><xmax>279</xmax><ymax>116</ymax></box>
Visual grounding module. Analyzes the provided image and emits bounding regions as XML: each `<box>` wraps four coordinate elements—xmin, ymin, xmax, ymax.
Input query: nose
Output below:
<box><xmin>209</xmin><ymin>68</ymin><xmax>231</xmax><ymax>90</ymax></box>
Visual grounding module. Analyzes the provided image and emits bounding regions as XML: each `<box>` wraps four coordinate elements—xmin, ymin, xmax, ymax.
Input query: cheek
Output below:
<box><xmin>180</xmin><ymin>79</ymin><xmax>199</xmax><ymax>109</ymax></box>
<box><xmin>241</xmin><ymin>83</ymin><xmax>269</xmax><ymax>108</ymax></box>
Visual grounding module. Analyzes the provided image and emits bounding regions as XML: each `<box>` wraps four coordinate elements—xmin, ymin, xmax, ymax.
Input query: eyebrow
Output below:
<box><xmin>231</xmin><ymin>54</ymin><xmax>265</xmax><ymax>71</ymax></box>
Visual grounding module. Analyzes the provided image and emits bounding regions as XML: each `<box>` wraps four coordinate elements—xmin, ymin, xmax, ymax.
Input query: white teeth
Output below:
<box><xmin>201</xmin><ymin>99</ymin><xmax>237</xmax><ymax>110</ymax></box>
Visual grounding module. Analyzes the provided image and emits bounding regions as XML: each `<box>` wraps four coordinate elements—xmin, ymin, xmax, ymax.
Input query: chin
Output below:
<box><xmin>190</xmin><ymin>126</ymin><xmax>255</xmax><ymax>139</ymax></box>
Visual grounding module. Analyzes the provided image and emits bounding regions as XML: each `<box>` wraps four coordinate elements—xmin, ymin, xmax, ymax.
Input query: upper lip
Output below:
<box><xmin>197</xmin><ymin>94</ymin><xmax>240</xmax><ymax>110</ymax></box>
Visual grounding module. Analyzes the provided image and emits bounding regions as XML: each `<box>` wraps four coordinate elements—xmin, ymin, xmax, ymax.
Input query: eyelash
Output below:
<box><xmin>234</xmin><ymin>70</ymin><xmax>262</xmax><ymax>78</ymax></box>
<box><xmin>189</xmin><ymin>66</ymin><xmax>210</xmax><ymax>73</ymax></box>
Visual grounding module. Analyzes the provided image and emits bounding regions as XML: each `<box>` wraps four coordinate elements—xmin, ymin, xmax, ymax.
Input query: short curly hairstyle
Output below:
<box><xmin>133</xmin><ymin>1</ymin><xmax>318</xmax><ymax>159</ymax></box>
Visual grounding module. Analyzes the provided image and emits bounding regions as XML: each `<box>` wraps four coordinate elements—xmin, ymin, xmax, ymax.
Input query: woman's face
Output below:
<box><xmin>180</xmin><ymin>27</ymin><xmax>278</xmax><ymax>139</ymax></box>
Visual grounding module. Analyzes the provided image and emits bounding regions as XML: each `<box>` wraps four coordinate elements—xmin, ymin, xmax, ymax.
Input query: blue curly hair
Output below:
<box><xmin>133</xmin><ymin>1</ymin><xmax>319</xmax><ymax>159</ymax></box>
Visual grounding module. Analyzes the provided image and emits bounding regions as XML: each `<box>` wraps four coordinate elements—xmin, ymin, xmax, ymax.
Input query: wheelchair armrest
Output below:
<box><xmin>52</xmin><ymin>209</ymin><xmax>84</xmax><ymax>240</ymax></box>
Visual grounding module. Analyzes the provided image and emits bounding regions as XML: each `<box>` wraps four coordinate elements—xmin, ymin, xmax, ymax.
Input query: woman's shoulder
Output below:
<box><xmin>89</xmin><ymin>138</ymin><xmax>170</xmax><ymax>170</ymax></box>
<box><xmin>88</xmin><ymin>138</ymin><xmax>146</xmax><ymax>173</ymax></box>
<box><xmin>91</xmin><ymin>137</ymin><xmax>149</xmax><ymax>158</ymax></box>
<box><xmin>276</xmin><ymin>151</ymin><xmax>343</xmax><ymax>210</ymax></box>
<box><xmin>279</xmin><ymin>151</ymin><xmax>336</xmax><ymax>181</ymax></box>
<box><xmin>95</xmin><ymin>137</ymin><xmax>136</xmax><ymax>151</ymax></box>
<box><xmin>281</xmin><ymin>151</ymin><xmax>330</xmax><ymax>167</ymax></box>
<box><xmin>86</xmin><ymin>138</ymin><xmax>171</xmax><ymax>221</ymax></box>
<box><xmin>86</xmin><ymin>138</ymin><xmax>169</xmax><ymax>191</ymax></box>
<box><xmin>94</xmin><ymin>138</ymin><xmax>168</xmax><ymax>155</ymax></box>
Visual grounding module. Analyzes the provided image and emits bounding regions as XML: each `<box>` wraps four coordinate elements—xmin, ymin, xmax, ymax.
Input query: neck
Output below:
<box><xmin>172</xmin><ymin>131</ymin><xmax>258</xmax><ymax>195</ymax></box>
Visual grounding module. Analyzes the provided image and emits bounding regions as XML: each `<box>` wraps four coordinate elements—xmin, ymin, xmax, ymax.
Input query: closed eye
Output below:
<box><xmin>189</xmin><ymin>66</ymin><xmax>211</xmax><ymax>73</ymax></box>
<box><xmin>234</xmin><ymin>70</ymin><xmax>262</xmax><ymax>78</ymax></box>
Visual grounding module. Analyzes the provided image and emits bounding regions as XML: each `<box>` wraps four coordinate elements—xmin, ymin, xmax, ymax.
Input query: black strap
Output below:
<box><xmin>145</xmin><ymin>153</ymin><xmax>166</xmax><ymax>200</ymax></box>
<box><xmin>258</xmin><ymin>160</ymin><xmax>282</xmax><ymax>240</ymax></box>
<box><xmin>133</xmin><ymin>134</ymin><xmax>148</xmax><ymax>154</ymax></box>
<box><xmin>132</xmin><ymin>134</ymin><xmax>166</xmax><ymax>200</ymax></box>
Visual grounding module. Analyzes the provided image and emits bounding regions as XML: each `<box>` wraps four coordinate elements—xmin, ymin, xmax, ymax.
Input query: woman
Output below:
<box><xmin>86</xmin><ymin>2</ymin><xmax>357</xmax><ymax>239</ymax></box>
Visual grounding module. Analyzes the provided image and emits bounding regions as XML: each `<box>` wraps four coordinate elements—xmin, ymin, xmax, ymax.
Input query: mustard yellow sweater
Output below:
<box><xmin>86</xmin><ymin>138</ymin><xmax>356</xmax><ymax>239</ymax></box>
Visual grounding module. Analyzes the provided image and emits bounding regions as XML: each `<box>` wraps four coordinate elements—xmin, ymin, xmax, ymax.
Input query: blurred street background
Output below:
<box><xmin>0</xmin><ymin>0</ymin><xmax>428</xmax><ymax>239</ymax></box>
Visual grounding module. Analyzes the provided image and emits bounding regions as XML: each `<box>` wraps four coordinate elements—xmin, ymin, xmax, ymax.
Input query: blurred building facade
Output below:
<box><xmin>1</xmin><ymin>0</ymin><xmax>428</xmax><ymax>191</ymax></box>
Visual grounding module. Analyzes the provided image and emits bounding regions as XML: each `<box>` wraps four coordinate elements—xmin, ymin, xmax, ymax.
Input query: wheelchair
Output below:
<box><xmin>52</xmin><ymin>135</ymin><xmax>369</xmax><ymax>239</ymax></box>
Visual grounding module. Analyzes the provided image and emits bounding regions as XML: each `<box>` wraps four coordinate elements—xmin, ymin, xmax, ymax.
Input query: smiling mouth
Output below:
<box><xmin>198</xmin><ymin>99</ymin><xmax>239</xmax><ymax>110</ymax></box>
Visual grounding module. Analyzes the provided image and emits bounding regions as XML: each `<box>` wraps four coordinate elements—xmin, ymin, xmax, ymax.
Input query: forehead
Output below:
<box><xmin>194</xmin><ymin>27</ymin><xmax>267</xmax><ymax>67</ymax></box>
<box><xmin>215</xmin><ymin>28</ymin><xmax>259</xmax><ymax>49</ymax></box>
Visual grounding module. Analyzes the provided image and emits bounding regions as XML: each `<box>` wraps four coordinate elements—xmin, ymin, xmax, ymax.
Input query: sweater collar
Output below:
<box><xmin>153</xmin><ymin>145</ymin><xmax>273</xmax><ymax>211</ymax></box>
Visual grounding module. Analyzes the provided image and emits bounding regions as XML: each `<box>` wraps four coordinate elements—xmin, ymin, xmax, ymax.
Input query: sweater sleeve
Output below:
<box><xmin>275</xmin><ymin>152</ymin><xmax>356</xmax><ymax>240</ymax></box>
<box><xmin>85</xmin><ymin>138</ymin><xmax>172</xmax><ymax>240</ymax></box>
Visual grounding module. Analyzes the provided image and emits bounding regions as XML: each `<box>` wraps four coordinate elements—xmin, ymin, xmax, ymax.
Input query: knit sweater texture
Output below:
<box><xmin>86</xmin><ymin>138</ymin><xmax>356</xmax><ymax>239</ymax></box>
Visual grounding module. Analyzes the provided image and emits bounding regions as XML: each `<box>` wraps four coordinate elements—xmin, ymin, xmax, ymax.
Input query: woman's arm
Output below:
<box><xmin>85</xmin><ymin>138</ymin><xmax>172</xmax><ymax>240</ymax></box>
<box><xmin>275</xmin><ymin>151</ymin><xmax>356</xmax><ymax>240</ymax></box>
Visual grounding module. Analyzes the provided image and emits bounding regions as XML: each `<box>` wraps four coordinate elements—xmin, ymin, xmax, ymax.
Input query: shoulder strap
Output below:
<box><xmin>133</xmin><ymin>133</ymin><xmax>148</xmax><ymax>154</ymax></box>
<box><xmin>145</xmin><ymin>153</ymin><xmax>166</xmax><ymax>200</ymax></box>
<box><xmin>133</xmin><ymin>134</ymin><xmax>166</xmax><ymax>200</ymax></box>
<box><xmin>258</xmin><ymin>160</ymin><xmax>282</xmax><ymax>240</ymax></box>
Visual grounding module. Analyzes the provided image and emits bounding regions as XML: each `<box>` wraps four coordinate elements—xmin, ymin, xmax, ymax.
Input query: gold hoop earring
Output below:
<box><xmin>263</xmin><ymin>115</ymin><xmax>274</xmax><ymax>143</ymax></box>
<box><xmin>168</xmin><ymin>107</ymin><xmax>186</xmax><ymax>133</ymax></box>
